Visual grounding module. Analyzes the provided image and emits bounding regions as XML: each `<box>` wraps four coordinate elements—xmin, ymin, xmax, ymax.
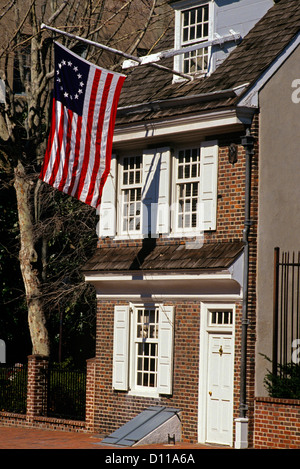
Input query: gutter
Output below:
<box><xmin>236</xmin><ymin>128</ymin><xmax>255</xmax><ymax>449</ymax></box>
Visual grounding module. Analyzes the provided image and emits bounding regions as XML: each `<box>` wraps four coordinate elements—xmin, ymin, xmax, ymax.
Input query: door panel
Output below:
<box><xmin>206</xmin><ymin>334</ymin><xmax>233</xmax><ymax>445</ymax></box>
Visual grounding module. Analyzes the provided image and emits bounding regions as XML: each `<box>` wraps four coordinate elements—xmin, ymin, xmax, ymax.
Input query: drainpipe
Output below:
<box><xmin>235</xmin><ymin>128</ymin><xmax>255</xmax><ymax>449</ymax></box>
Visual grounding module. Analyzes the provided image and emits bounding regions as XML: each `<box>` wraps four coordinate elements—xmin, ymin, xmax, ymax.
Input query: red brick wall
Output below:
<box><xmin>26</xmin><ymin>355</ymin><xmax>48</xmax><ymax>418</ymax></box>
<box><xmin>0</xmin><ymin>355</ymin><xmax>86</xmax><ymax>433</ymax></box>
<box><xmin>98</xmin><ymin>126</ymin><xmax>259</xmax><ymax>249</ymax></box>
<box><xmin>85</xmin><ymin>358</ymin><xmax>96</xmax><ymax>432</ymax></box>
<box><xmin>93</xmin><ymin>300</ymin><xmax>203</xmax><ymax>442</ymax></box>
<box><xmin>91</xmin><ymin>120</ymin><xmax>260</xmax><ymax>444</ymax></box>
<box><xmin>92</xmin><ymin>299</ymin><xmax>245</xmax><ymax>443</ymax></box>
<box><xmin>254</xmin><ymin>398</ymin><xmax>300</xmax><ymax>449</ymax></box>
<box><xmin>0</xmin><ymin>124</ymin><xmax>260</xmax><ymax>443</ymax></box>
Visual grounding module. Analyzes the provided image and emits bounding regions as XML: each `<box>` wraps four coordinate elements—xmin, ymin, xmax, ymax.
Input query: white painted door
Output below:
<box><xmin>206</xmin><ymin>333</ymin><xmax>234</xmax><ymax>445</ymax></box>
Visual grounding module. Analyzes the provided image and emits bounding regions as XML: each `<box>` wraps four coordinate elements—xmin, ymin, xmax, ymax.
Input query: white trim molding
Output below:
<box><xmin>113</xmin><ymin>108</ymin><xmax>253</xmax><ymax>147</ymax></box>
<box><xmin>85</xmin><ymin>255</ymin><xmax>244</xmax><ymax>301</ymax></box>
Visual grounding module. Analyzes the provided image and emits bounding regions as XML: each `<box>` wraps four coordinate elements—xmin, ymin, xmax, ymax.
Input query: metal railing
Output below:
<box><xmin>0</xmin><ymin>364</ymin><xmax>27</xmax><ymax>414</ymax></box>
<box><xmin>273</xmin><ymin>248</ymin><xmax>300</xmax><ymax>375</ymax></box>
<box><xmin>45</xmin><ymin>365</ymin><xmax>86</xmax><ymax>421</ymax></box>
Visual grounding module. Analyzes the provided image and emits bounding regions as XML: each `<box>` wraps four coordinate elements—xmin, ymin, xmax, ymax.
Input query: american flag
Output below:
<box><xmin>39</xmin><ymin>42</ymin><xmax>126</xmax><ymax>208</ymax></box>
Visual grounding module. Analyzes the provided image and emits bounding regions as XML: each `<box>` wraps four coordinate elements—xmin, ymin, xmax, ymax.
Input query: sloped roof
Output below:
<box><xmin>83</xmin><ymin>241</ymin><xmax>244</xmax><ymax>273</ymax></box>
<box><xmin>116</xmin><ymin>0</ymin><xmax>300</xmax><ymax>125</ymax></box>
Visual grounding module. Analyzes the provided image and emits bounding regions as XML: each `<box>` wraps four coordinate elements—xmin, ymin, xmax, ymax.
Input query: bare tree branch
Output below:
<box><xmin>47</xmin><ymin>0</ymin><xmax>69</xmax><ymax>25</ymax></box>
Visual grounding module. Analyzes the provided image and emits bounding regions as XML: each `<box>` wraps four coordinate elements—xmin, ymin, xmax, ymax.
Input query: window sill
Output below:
<box><xmin>128</xmin><ymin>388</ymin><xmax>159</xmax><ymax>399</ymax></box>
<box><xmin>111</xmin><ymin>231</ymin><xmax>206</xmax><ymax>241</ymax></box>
<box><xmin>170</xmin><ymin>230</ymin><xmax>205</xmax><ymax>238</ymax></box>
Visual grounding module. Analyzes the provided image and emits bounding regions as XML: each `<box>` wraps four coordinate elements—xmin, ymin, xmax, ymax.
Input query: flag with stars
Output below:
<box><xmin>39</xmin><ymin>42</ymin><xmax>126</xmax><ymax>208</ymax></box>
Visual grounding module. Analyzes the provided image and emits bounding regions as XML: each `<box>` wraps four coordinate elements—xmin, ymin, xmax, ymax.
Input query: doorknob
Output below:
<box><xmin>209</xmin><ymin>391</ymin><xmax>212</xmax><ymax>396</ymax></box>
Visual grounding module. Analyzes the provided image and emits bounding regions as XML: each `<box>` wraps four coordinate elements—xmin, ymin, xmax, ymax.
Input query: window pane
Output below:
<box><xmin>149</xmin><ymin>374</ymin><xmax>155</xmax><ymax>387</ymax></box>
<box><xmin>210</xmin><ymin>310</ymin><xmax>233</xmax><ymax>326</ymax></box>
<box><xmin>121</xmin><ymin>156</ymin><xmax>142</xmax><ymax>233</ymax></box>
<box><xmin>203</xmin><ymin>23</ymin><xmax>209</xmax><ymax>37</ymax></box>
<box><xmin>135</xmin><ymin>308</ymin><xmax>159</xmax><ymax>388</ymax></box>
<box><xmin>183</xmin><ymin>28</ymin><xmax>189</xmax><ymax>42</ymax></box>
<box><xmin>190</xmin><ymin>26</ymin><xmax>195</xmax><ymax>41</ymax></box>
<box><xmin>137</xmin><ymin>373</ymin><xmax>143</xmax><ymax>386</ymax></box>
<box><xmin>204</xmin><ymin>5</ymin><xmax>209</xmax><ymax>22</ymax></box>
<box><xmin>191</xmin><ymin>163</ymin><xmax>197</xmax><ymax>178</ymax></box>
<box><xmin>190</xmin><ymin>9</ymin><xmax>195</xmax><ymax>24</ymax></box>
<box><xmin>129</xmin><ymin>218</ymin><xmax>135</xmax><ymax>230</ymax></box>
<box><xmin>176</xmin><ymin>148</ymin><xmax>200</xmax><ymax>229</ymax></box>
<box><xmin>192</xmin><ymin>213</ymin><xmax>197</xmax><ymax>227</ymax></box>
<box><xmin>181</xmin><ymin>4</ymin><xmax>210</xmax><ymax>74</ymax></box>
<box><xmin>183</xmin><ymin>11</ymin><xmax>189</xmax><ymax>26</ymax></box>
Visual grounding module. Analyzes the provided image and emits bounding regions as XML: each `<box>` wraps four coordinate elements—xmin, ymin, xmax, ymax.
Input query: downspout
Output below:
<box><xmin>235</xmin><ymin>127</ymin><xmax>255</xmax><ymax>449</ymax></box>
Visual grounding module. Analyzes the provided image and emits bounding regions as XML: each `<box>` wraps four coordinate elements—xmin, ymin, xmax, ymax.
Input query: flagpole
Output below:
<box><xmin>41</xmin><ymin>23</ymin><xmax>193</xmax><ymax>81</ymax></box>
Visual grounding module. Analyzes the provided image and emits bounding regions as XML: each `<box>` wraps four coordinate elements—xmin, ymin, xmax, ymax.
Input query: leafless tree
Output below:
<box><xmin>0</xmin><ymin>0</ymin><xmax>172</xmax><ymax>357</ymax></box>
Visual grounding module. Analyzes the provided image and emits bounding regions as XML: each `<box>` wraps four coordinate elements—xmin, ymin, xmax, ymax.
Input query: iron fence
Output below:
<box><xmin>45</xmin><ymin>365</ymin><xmax>86</xmax><ymax>421</ymax></box>
<box><xmin>273</xmin><ymin>247</ymin><xmax>300</xmax><ymax>375</ymax></box>
<box><xmin>0</xmin><ymin>364</ymin><xmax>27</xmax><ymax>414</ymax></box>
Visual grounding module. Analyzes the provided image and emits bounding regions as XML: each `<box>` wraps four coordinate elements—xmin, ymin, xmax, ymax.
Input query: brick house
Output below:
<box><xmin>83</xmin><ymin>0</ymin><xmax>300</xmax><ymax>448</ymax></box>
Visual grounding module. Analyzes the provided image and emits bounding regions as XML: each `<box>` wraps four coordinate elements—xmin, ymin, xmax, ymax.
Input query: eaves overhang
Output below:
<box><xmin>113</xmin><ymin>106</ymin><xmax>254</xmax><ymax>148</ymax></box>
<box><xmin>83</xmin><ymin>242</ymin><xmax>244</xmax><ymax>301</ymax></box>
<box><xmin>113</xmin><ymin>84</ymin><xmax>253</xmax><ymax>147</ymax></box>
<box><xmin>84</xmin><ymin>266</ymin><xmax>243</xmax><ymax>301</ymax></box>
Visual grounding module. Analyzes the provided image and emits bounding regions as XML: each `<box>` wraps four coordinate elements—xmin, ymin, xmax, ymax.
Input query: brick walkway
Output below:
<box><xmin>0</xmin><ymin>426</ymin><xmax>230</xmax><ymax>450</ymax></box>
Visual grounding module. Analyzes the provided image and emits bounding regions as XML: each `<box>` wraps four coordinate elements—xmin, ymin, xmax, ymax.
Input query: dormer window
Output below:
<box><xmin>173</xmin><ymin>1</ymin><xmax>213</xmax><ymax>80</ymax></box>
<box><xmin>182</xmin><ymin>4</ymin><xmax>210</xmax><ymax>75</ymax></box>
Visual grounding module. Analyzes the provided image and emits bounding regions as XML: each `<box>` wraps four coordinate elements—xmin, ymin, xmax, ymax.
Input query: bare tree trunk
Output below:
<box><xmin>14</xmin><ymin>159</ymin><xmax>49</xmax><ymax>356</ymax></box>
<box><xmin>1</xmin><ymin>0</ymin><xmax>171</xmax><ymax>359</ymax></box>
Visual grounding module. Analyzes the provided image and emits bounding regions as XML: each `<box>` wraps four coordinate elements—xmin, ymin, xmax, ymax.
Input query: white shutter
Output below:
<box><xmin>156</xmin><ymin>148</ymin><xmax>171</xmax><ymax>235</ymax></box>
<box><xmin>200</xmin><ymin>141</ymin><xmax>218</xmax><ymax>231</ymax></box>
<box><xmin>142</xmin><ymin>147</ymin><xmax>171</xmax><ymax>237</ymax></box>
<box><xmin>157</xmin><ymin>305</ymin><xmax>174</xmax><ymax>395</ymax></box>
<box><xmin>142</xmin><ymin>149</ymin><xmax>156</xmax><ymax>236</ymax></box>
<box><xmin>98</xmin><ymin>154</ymin><xmax>117</xmax><ymax>238</ymax></box>
<box><xmin>112</xmin><ymin>305</ymin><xmax>129</xmax><ymax>391</ymax></box>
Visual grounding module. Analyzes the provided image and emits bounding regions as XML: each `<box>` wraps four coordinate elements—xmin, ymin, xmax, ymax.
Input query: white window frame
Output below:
<box><xmin>112</xmin><ymin>303</ymin><xmax>174</xmax><ymax>397</ymax></box>
<box><xmin>118</xmin><ymin>154</ymin><xmax>143</xmax><ymax>237</ymax></box>
<box><xmin>171</xmin><ymin>140</ymin><xmax>218</xmax><ymax>236</ymax></box>
<box><xmin>173</xmin><ymin>0</ymin><xmax>215</xmax><ymax>81</ymax></box>
<box><xmin>174</xmin><ymin>146</ymin><xmax>201</xmax><ymax>234</ymax></box>
<box><xmin>99</xmin><ymin>142</ymin><xmax>217</xmax><ymax>240</ymax></box>
<box><xmin>114</xmin><ymin>147</ymin><xmax>171</xmax><ymax>240</ymax></box>
<box><xmin>130</xmin><ymin>304</ymin><xmax>160</xmax><ymax>396</ymax></box>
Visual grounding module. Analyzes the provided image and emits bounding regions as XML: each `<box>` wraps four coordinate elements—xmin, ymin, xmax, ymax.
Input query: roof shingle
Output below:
<box><xmin>83</xmin><ymin>241</ymin><xmax>244</xmax><ymax>273</ymax></box>
<box><xmin>116</xmin><ymin>0</ymin><xmax>300</xmax><ymax>124</ymax></box>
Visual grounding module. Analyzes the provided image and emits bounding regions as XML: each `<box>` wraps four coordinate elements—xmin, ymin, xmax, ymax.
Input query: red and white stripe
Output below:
<box><xmin>40</xmin><ymin>63</ymin><xmax>125</xmax><ymax>209</ymax></box>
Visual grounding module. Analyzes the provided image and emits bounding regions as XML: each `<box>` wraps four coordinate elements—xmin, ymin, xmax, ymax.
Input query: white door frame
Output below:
<box><xmin>198</xmin><ymin>302</ymin><xmax>235</xmax><ymax>446</ymax></box>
